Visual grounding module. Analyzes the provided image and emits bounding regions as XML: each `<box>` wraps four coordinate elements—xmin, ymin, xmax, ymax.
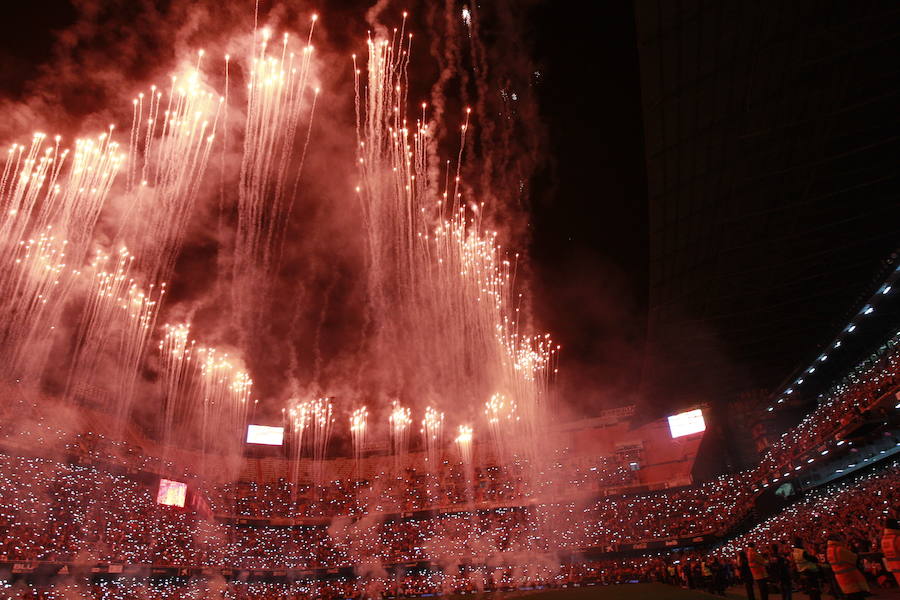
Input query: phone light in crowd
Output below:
<box><xmin>246</xmin><ymin>424</ymin><xmax>284</xmax><ymax>446</ymax></box>
<box><xmin>156</xmin><ymin>479</ymin><xmax>187</xmax><ymax>507</ymax></box>
<box><xmin>667</xmin><ymin>408</ymin><xmax>706</xmax><ymax>438</ymax></box>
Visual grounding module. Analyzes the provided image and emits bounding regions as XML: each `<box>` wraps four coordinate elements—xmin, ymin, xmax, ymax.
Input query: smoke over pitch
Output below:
<box><xmin>0</xmin><ymin>0</ymin><xmax>554</xmax><ymax>453</ymax></box>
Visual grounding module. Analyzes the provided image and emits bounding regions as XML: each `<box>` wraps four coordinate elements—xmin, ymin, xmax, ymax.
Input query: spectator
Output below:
<box><xmin>882</xmin><ymin>517</ymin><xmax>900</xmax><ymax>586</ymax></box>
<box><xmin>827</xmin><ymin>533</ymin><xmax>870</xmax><ymax>600</ymax></box>
<box><xmin>791</xmin><ymin>536</ymin><xmax>822</xmax><ymax>600</ymax></box>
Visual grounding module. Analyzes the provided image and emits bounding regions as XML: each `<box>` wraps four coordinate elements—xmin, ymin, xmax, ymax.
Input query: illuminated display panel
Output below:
<box><xmin>246</xmin><ymin>424</ymin><xmax>284</xmax><ymax>446</ymax></box>
<box><xmin>667</xmin><ymin>408</ymin><xmax>706</xmax><ymax>438</ymax></box>
<box><xmin>156</xmin><ymin>479</ymin><xmax>187</xmax><ymax>507</ymax></box>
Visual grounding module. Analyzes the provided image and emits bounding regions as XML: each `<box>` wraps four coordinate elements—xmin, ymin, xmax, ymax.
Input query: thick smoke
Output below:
<box><xmin>0</xmin><ymin>0</ymin><xmax>552</xmax><ymax>455</ymax></box>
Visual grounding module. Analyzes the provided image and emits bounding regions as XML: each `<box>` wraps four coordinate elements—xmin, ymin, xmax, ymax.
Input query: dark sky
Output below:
<box><xmin>2</xmin><ymin>1</ymin><xmax>898</xmax><ymax>426</ymax></box>
<box><xmin>0</xmin><ymin>0</ymin><xmax>653</xmax><ymax>421</ymax></box>
<box><xmin>528</xmin><ymin>2</ymin><xmax>650</xmax><ymax>415</ymax></box>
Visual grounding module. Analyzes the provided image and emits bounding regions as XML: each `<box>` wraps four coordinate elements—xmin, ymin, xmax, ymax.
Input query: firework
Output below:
<box><xmin>455</xmin><ymin>424</ymin><xmax>473</xmax><ymax>463</ymax></box>
<box><xmin>124</xmin><ymin>69</ymin><xmax>222</xmax><ymax>286</ymax></box>
<box><xmin>62</xmin><ymin>245</ymin><xmax>162</xmax><ymax>432</ymax></box>
<box><xmin>355</xmin><ymin>33</ymin><xmax>557</xmax><ymax>457</ymax></box>
<box><xmin>287</xmin><ymin>397</ymin><xmax>334</xmax><ymax>488</ymax></box>
<box><xmin>0</xmin><ymin>229</ymin><xmax>73</xmax><ymax>380</ymax></box>
<box><xmin>484</xmin><ymin>392</ymin><xmax>519</xmax><ymax>459</ymax></box>
<box><xmin>0</xmin><ymin>130</ymin><xmax>123</xmax><ymax>383</ymax></box>
<box><xmin>349</xmin><ymin>406</ymin><xmax>368</xmax><ymax>469</ymax></box>
<box><xmin>196</xmin><ymin>347</ymin><xmax>253</xmax><ymax>456</ymax></box>
<box><xmin>421</xmin><ymin>406</ymin><xmax>444</xmax><ymax>467</ymax></box>
<box><xmin>0</xmin><ymin>131</ymin><xmax>122</xmax><ymax>267</ymax></box>
<box><xmin>233</xmin><ymin>18</ymin><xmax>320</xmax><ymax>333</ymax></box>
<box><xmin>388</xmin><ymin>401</ymin><xmax>412</xmax><ymax>464</ymax></box>
<box><xmin>158</xmin><ymin>322</ymin><xmax>196</xmax><ymax>448</ymax></box>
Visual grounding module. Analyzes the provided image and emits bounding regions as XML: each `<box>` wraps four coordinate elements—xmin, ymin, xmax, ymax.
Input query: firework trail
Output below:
<box><xmin>350</xmin><ymin>405</ymin><xmax>368</xmax><ymax>472</ymax></box>
<box><xmin>123</xmin><ymin>69</ymin><xmax>222</xmax><ymax>286</ymax></box>
<box><xmin>286</xmin><ymin>396</ymin><xmax>334</xmax><ymax>490</ymax></box>
<box><xmin>158</xmin><ymin>322</ymin><xmax>197</xmax><ymax>451</ymax></box>
<box><xmin>388</xmin><ymin>401</ymin><xmax>412</xmax><ymax>467</ymax></box>
<box><xmin>355</xmin><ymin>31</ymin><xmax>558</xmax><ymax>449</ymax></box>
<box><xmin>195</xmin><ymin>347</ymin><xmax>253</xmax><ymax>462</ymax></box>
<box><xmin>484</xmin><ymin>392</ymin><xmax>519</xmax><ymax>461</ymax></box>
<box><xmin>114</xmin><ymin>281</ymin><xmax>165</xmax><ymax>423</ymax></box>
<box><xmin>233</xmin><ymin>18</ymin><xmax>320</xmax><ymax>335</ymax></box>
<box><xmin>421</xmin><ymin>405</ymin><xmax>444</xmax><ymax>468</ymax></box>
<box><xmin>454</xmin><ymin>423</ymin><xmax>473</xmax><ymax>463</ymax></box>
<box><xmin>0</xmin><ymin>131</ymin><xmax>123</xmax><ymax>382</ymax></box>
<box><xmin>65</xmin><ymin>248</ymin><xmax>136</xmax><ymax>401</ymax></box>
<box><xmin>0</xmin><ymin>131</ymin><xmax>122</xmax><ymax>265</ymax></box>
<box><xmin>0</xmin><ymin>230</ymin><xmax>72</xmax><ymax>380</ymax></box>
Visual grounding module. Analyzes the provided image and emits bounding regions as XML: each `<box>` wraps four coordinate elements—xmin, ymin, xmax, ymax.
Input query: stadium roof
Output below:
<box><xmin>632</xmin><ymin>0</ymin><xmax>900</xmax><ymax>416</ymax></box>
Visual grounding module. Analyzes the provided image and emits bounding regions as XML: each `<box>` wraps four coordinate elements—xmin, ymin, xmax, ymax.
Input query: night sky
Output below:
<box><xmin>1</xmin><ymin>0</ymin><xmax>899</xmax><ymax>425</ymax></box>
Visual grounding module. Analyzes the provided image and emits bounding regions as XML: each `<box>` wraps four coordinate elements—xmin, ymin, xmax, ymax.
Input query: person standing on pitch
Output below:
<box><xmin>747</xmin><ymin>543</ymin><xmax>769</xmax><ymax>600</ymax></box>
<box><xmin>792</xmin><ymin>537</ymin><xmax>821</xmax><ymax>600</ymax></box>
<box><xmin>826</xmin><ymin>534</ymin><xmax>870</xmax><ymax>600</ymax></box>
<box><xmin>882</xmin><ymin>517</ymin><xmax>900</xmax><ymax>586</ymax></box>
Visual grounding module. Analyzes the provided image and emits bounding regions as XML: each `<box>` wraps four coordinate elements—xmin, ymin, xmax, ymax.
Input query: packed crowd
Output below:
<box><xmin>5</xmin><ymin>452</ymin><xmax>896</xmax><ymax>600</ymax></box>
<box><xmin>206</xmin><ymin>456</ymin><xmax>636</xmax><ymax>519</ymax></box>
<box><xmin>755</xmin><ymin>332</ymin><xmax>900</xmax><ymax>482</ymax></box>
<box><xmin>1</xmin><ymin>560</ymin><xmax>644</xmax><ymax>600</ymax></box>
<box><xmin>0</xmin><ymin>389</ymin><xmax>197</xmax><ymax>482</ymax></box>
<box><xmin>0</xmin><ymin>335</ymin><xmax>897</xmax><ymax>599</ymax></box>
<box><xmin>634</xmin><ymin>460</ymin><xmax>900</xmax><ymax>598</ymax></box>
<box><xmin>717</xmin><ymin>460</ymin><xmax>900</xmax><ymax>558</ymax></box>
<box><xmin>0</xmin><ymin>451</ymin><xmax>757</xmax><ymax>569</ymax></box>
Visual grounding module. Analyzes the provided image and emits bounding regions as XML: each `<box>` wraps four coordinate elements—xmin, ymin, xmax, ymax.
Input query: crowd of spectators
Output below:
<box><xmin>716</xmin><ymin>460</ymin><xmax>900</xmax><ymax>559</ymax></box>
<box><xmin>6</xmin><ymin>449</ymin><xmax>895</xmax><ymax>600</ymax></box>
<box><xmin>1</xmin><ymin>561</ymin><xmax>648</xmax><ymax>600</ymax></box>
<box><xmin>754</xmin><ymin>332</ymin><xmax>900</xmax><ymax>483</ymax></box>
<box><xmin>0</xmin><ymin>332</ymin><xmax>898</xmax><ymax>597</ymax></box>
<box><xmin>631</xmin><ymin>460</ymin><xmax>900</xmax><ymax>597</ymax></box>
<box><xmin>0</xmin><ymin>452</ymin><xmax>757</xmax><ymax>569</ymax></box>
<box><xmin>206</xmin><ymin>456</ymin><xmax>636</xmax><ymax>519</ymax></box>
<box><xmin>0</xmin><ymin>388</ymin><xmax>196</xmax><ymax>482</ymax></box>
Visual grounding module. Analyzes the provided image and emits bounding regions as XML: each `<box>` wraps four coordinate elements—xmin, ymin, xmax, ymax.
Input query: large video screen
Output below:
<box><xmin>667</xmin><ymin>409</ymin><xmax>706</xmax><ymax>438</ymax></box>
<box><xmin>246</xmin><ymin>424</ymin><xmax>284</xmax><ymax>446</ymax></box>
<box><xmin>156</xmin><ymin>479</ymin><xmax>187</xmax><ymax>507</ymax></box>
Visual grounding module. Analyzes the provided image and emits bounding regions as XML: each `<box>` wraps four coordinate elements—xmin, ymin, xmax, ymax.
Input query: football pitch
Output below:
<box><xmin>443</xmin><ymin>583</ymin><xmax>738</xmax><ymax>600</ymax></box>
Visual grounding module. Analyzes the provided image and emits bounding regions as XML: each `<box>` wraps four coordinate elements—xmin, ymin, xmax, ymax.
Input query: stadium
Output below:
<box><xmin>0</xmin><ymin>1</ymin><xmax>899</xmax><ymax>599</ymax></box>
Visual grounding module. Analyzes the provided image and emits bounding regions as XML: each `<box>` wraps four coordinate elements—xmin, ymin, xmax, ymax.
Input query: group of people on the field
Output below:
<box><xmin>656</xmin><ymin>517</ymin><xmax>900</xmax><ymax>599</ymax></box>
<box><xmin>741</xmin><ymin>521</ymin><xmax>899</xmax><ymax>599</ymax></box>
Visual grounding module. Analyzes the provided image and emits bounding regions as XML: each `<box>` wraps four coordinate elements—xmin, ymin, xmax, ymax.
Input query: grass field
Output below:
<box><xmin>442</xmin><ymin>583</ymin><xmax>738</xmax><ymax>600</ymax></box>
<box><xmin>461</xmin><ymin>583</ymin><xmax>899</xmax><ymax>600</ymax></box>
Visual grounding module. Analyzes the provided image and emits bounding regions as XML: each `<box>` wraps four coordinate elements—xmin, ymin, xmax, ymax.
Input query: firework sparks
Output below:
<box><xmin>455</xmin><ymin>424</ymin><xmax>473</xmax><ymax>463</ymax></box>
<box><xmin>233</xmin><ymin>16</ymin><xmax>320</xmax><ymax>333</ymax></box>
<box><xmin>350</xmin><ymin>406</ymin><xmax>368</xmax><ymax>469</ymax></box>
<box><xmin>124</xmin><ymin>70</ymin><xmax>222</xmax><ymax>286</ymax></box>
<box><xmin>287</xmin><ymin>397</ymin><xmax>334</xmax><ymax>488</ymax></box>
<box><xmin>389</xmin><ymin>401</ymin><xmax>412</xmax><ymax>464</ymax></box>
<box><xmin>421</xmin><ymin>406</ymin><xmax>444</xmax><ymax>467</ymax></box>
